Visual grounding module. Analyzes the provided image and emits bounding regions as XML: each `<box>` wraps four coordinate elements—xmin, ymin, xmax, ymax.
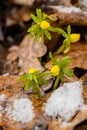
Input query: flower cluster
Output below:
<box><xmin>27</xmin><ymin>8</ymin><xmax>58</xmax><ymax>43</ymax></box>
<box><xmin>19</xmin><ymin>68</ymin><xmax>51</xmax><ymax>97</ymax></box>
<box><xmin>49</xmin><ymin>53</ymin><xmax>74</xmax><ymax>90</ymax></box>
<box><xmin>19</xmin><ymin>9</ymin><xmax>79</xmax><ymax>97</ymax></box>
<box><xmin>19</xmin><ymin>54</ymin><xmax>74</xmax><ymax>97</ymax></box>
<box><xmin>54</xmin><ymin>25</ymin><xmax>81</xmax><ymax>54</ymax></box>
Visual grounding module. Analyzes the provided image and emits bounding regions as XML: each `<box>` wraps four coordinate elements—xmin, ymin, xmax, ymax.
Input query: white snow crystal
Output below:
<box><xmin>51</xmin><ymin>6</ymin><xmax>82</xmax><ymax>14</ymax></box>
<box><xmin>5</xmin><ymin>98</ymin><xmax>35</xmax><ymax>123</ymax></box>
<box><xmin>45</xmin><ymin>81</ymin><xmax>84</xmax><ymax>122</ymax></box>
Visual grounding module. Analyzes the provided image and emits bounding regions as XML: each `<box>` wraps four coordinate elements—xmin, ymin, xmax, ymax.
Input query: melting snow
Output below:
<box><xmin>5</xmin><ymin>98</ymin><xmax>35</xmax><ymax>123</ymax></box>
<box><xmin>45</xmin><ymin>81</ymin><xmax>84</xmax><ymax>122</ymax></box>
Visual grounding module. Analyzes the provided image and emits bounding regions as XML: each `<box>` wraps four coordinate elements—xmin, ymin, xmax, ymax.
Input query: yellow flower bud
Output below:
<box><xmin>70</xmin><ymin>33</ymin><xmax>80</xmax><ymax>43</ymax></box>
<box><xmin>40</xmin><ymin>21</ymin><xmax>50</xmax><ymax>29</ymax></box>
<box><xmin>50</xmin><ymin>65</ymin><xmax>60</xmax><ymax>76</ymax></box>
<box><xmin>29</xmin><ymin>68</ymin><xmax>37</xmax><ymax>74</ymax></box>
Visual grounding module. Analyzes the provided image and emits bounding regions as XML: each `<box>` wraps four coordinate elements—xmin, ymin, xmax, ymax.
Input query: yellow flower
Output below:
<box><xmin>40</xmin><ymin>21</ymin><xmax>50</xmax><ymax>29</ymax></box>
<box><xmin>50</xmin><ymin>65</ymin><xmax>60</xmax><ymax>76</ymax></box>
<box><xmin>29</xmin><ymin>68</ymin><xmax>37</xmax><ymax>74</ymax></box>
<box><xmin>70</xmin><ymin>33</ymin><xmax>80</xmax><ymax>43</ymax></box>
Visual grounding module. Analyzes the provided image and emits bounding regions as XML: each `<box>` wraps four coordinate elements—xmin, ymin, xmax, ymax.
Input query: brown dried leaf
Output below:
<box><xmin>45</xmin><ymin>41</ymin><xmax>87</xmax><ymax>70</ymax></box>
<box><xmin>6</xmin><ymin>52</ymin><xmax>19</xmax><ymax>62</ymax></box>
<box><xmin>18</xmin><ymin>35</ymin><xmax>47</xmax><ymax>74</ymax></box>
<box><xmin>0</xmin><ymin>76</ymin><xmax>49</xmax><ymax>130</ymax></box>
<box><xmin>0</xmin><ymin>45</ymin><xmax>7</xmax><ymax>74</ymax></box>
<box><xmin>49</xmin><ymin>5</ymin><xmax>87</xmax><ymax>26</ymax></box>
<box><xmin>8</xmin><ymin>45</ymin><xmax>19</xmax><ymax>52</ymax></box>
<box><xmin>5</xmin><ymin>35</ymin><xmax>47</xmax><ymax>75</ymax></box>
<box><xmin>10</xmin><ymin>0</ymin><xmax>35</xmax><ymax>6</ymax></box>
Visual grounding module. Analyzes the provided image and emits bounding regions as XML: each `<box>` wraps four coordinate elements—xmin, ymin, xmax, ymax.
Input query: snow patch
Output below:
<box><xmin>5</xmin><ymin>98</ymin><xmax>35</xmax><ymax>123</ymax></box>
<box><xmin>51</xmin><ymin>5</ymin><xmax>87</xmax><ymax>16</ymax></box>
<box><xmin>81</xmin><ymin>0</ymin><xmax>87</xmax><ymax>7</ymax></box>
<box><xmin>52</xmin><ymin>6</ymin><xmax>82</xmax><ymax>14</ymax></box>
<box><xmin>45</xmin><ymin>81</ymin><xmax>84</xmax><ymax>122</ymax></box>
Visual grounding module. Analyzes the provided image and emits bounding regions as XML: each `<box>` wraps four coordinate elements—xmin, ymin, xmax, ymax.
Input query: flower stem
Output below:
<box><xmin>53</xmin><ymin>76</ymin><xmax>60</xmax><ymax>90</ymax></box>
<box><xmin>41</xmin><ymin>32</ymin><xmax>44</xmax><ymax>44</ymax></box>
<box><xmin>34</xmin><ymin>75</ymin><xmax>41</xmax><ymax>97</ymax></box>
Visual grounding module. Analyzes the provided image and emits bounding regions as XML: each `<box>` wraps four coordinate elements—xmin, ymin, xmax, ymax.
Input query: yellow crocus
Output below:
<box><xmin>40</xmin><ymin>21</ymin><xmax>50</xmax><ymax>29</ymax></box>
<box><xmin>70</xmin><ymin>33</ymin><xmax>80</xmax><ymax>43</ymax></box>
<box><xmin>50</xmin><ymin>65</ymin><xmax>60</xmax><ymax>76</ymax></box>
<box><xmin>29</xmin><ymin>68</ymin><xmax>37</xmax><ymax>74</ymax></box>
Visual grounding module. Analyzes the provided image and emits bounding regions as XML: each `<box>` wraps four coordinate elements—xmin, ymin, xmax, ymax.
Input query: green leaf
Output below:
<box><xmin>38</xmin><ymin>77</ymin><xmax>47</xmax><ymax>85</ymax></box>
<box><xmin>25</xmin><ymin>81</ymin><xmax>30</xmax><ymax>91</ymax></box>
<box><xmin>31</xmin><ymin>14</ymin><xmax>39</xmax><ymax>24</ymax></box>
<box><xmin>44</xmin><ymin>30</ymin><xmax>51</xmax><ymax>40</ymax></box>
<box><xmin>40</xmin><ymin>72</ymin><xmax>51</xmax><ymax>77</ymax></box>
<box><xmin>48</xmin><ymin>16</ymin><xmax>58</xmax><ymax>21</ymax></box>
<box><xmin>63</xmin><ymin>68</ymin><xmax>74</xmax><ymax>77</ymax></box>
<box><xmin>56</xmin><ymin>28</ymin><xmax>67</xmax><ymax>38</ymax></box>
<box><xmin>59</xmin><ymin>73</ymin><xmax>64</xmax><ymax>82</ymax></box>
<box><xmin>43</xmin><ymin>13</ymin><xmax>48</xmax><ymax>20</ymax></box>
<box><xmin>34</xmin><ymin>28</ymin><xmax>41</xmax><ymax>41</ymax></box>
<box><xmin>48</xmin><ymin>27</ymin><xmax>58</xmax><ymax>32</ymax></box>
<box><xmin>67</xmin><ymin>25</ymin><xmax>71</xmax><ymax>36</ymax></box>
<box><xmin>36</xmin><ymin>8</ymin><xmax>42</xmax><ymax>22</ymax></box>
<box><xmin>27</xmin><ymin>24</ymin><xmax>38</xmax><ymax>32</ymax></box>
<box><xmin>60</xmin><ymin>56</ymin><xmax>70</xmax><ymax>68</ymax></box>
<box><xmin>19</xmin><ymin>75</ymin><xmax>27</xmax><ymax>81</ymax></box>
<box><xmin>29</xmin><ymin>74</ymin><xmax>33</xmax><ymax>80</ymax></box>
<box><xmin>63</xmin><ymin>39</ymin><xmax>71</xmax><ymax>53</ymax></box>
<box><xmin>32</xmin><ymin>83</ymin><xmax>37</xmax><ymax>92</ymax></box>
<box><xmin>52</xmin><ymin>58</ymin><xmax>59</xmax><ymax>66</ymax></box>
<box><xmin>54</xmin><ymin>44</ymin><xmax>65</xmax><ymax>55</ymax></box>
<box><xmin>49</xmin><ymin>51</ymin><xmax>53</xmax><ymax>59</ymax></box>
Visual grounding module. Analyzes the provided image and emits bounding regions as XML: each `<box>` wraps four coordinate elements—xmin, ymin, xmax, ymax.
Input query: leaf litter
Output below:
<box><xmin>0</xmin><ymin>0</ymin><xmax>87</xmax><ymax>130</ymax></box>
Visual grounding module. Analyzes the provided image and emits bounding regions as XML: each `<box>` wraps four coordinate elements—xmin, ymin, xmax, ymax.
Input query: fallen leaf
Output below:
<box><xmin>49</xmin><ymin>5</ymin><xmax>87</xmax><ymax>26</ymax></box>
<box><xmin>18</xmin><ymin>35</ymin><xmax>47</xmax><ymax>74</ymax></box>
<box><xmin>45</xmin><ymin>41</ymin><xmax>87</xmax><ymax>70</ymax></box>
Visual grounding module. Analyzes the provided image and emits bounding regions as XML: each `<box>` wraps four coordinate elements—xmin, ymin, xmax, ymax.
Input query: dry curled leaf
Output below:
<box><xmin>5</xmin><ymin>35</ymin><xmax>47</xmax><ymax>75</ymax></box>
<box><xmin>18</xmin><ymin>35</ymin><xmax>47</xmax><ymax>75</ymax></box>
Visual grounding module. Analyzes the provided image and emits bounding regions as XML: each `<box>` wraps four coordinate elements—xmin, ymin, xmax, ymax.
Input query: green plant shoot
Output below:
<box><xmin>19</xmin><ymin>68</ymin><xmax>51</xmax><ymax>97</ymax></box>
<box><xmin>27</xmin><ymin>8</ymin><xmax>58</xmax><ymax>43</ymax></box>
<box><xmin>49</xmin><ymin>52</ymin><xmax>75</xmax><ymax>90</ymax></box>
<box><xmin>54</xmin><ymin>25</ymin><xmax>80</xmax><ymax>54</ymax></box>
